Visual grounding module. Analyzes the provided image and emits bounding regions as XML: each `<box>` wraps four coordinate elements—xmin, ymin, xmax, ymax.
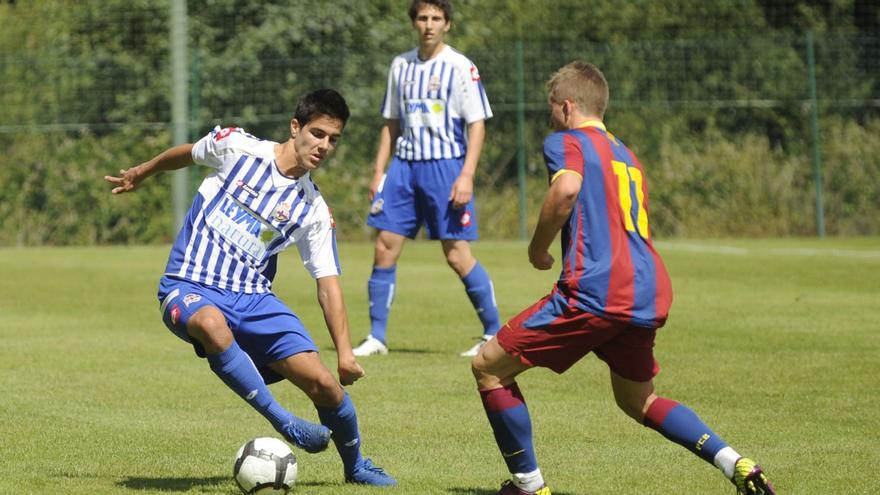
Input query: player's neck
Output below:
<box><xmin>274</xmin><ymin>141</ymin><xmax>305</xmax><ymax>178</ymax></box>
<box><xmin>418</xmin><ymin>42</ymin><xmax>446</xmax><ymax>61</ymax></box>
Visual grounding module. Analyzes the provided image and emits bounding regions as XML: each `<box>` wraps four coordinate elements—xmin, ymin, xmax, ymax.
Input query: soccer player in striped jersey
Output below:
<box><xmin>104</xmin><ymin>89</ymin><xmax>395</xmax><ymax>487</ymax></box>
<box><xmin>354</xmin><ymin>0</ymin><xmax>500</xmax><ymax>358</ymax></box>
<box><xmin>471</xmin><ymin>63</ymin><xmax>776</xmax><ymax>495</ymax></box>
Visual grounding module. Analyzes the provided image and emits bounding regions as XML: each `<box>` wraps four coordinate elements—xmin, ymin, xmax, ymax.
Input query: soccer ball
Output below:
<box><xmin>233</xmin><ymin>437</ymin><xmax>298</xmax><ymax>494</ymax></box>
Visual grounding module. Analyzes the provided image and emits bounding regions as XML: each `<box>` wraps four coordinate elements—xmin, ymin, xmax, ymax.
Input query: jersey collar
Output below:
<box><xmin>576</xmin><ymin>120</ymin><xmax>606</xmax><ymax>130</ymax></box>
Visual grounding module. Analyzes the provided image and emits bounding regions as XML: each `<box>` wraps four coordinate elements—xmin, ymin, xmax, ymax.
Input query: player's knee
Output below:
<box><xmin>471</xmin><ymin>356</ymin><xmax>500</xmax><ymax>388</ymax></box>
<box><xmin>186</xmin><ymin>309</ymin><xmax>232</xmax><ymax>352</ymax></box>
<box><xmin>305</xmin><ymin>373</ymin><xmax>343</xmax><ymax>408</ymax></box>
<box><xmin>614</xmin><ymin>393</ymin><xmax>650</xmax><ymax>422</ymax></box>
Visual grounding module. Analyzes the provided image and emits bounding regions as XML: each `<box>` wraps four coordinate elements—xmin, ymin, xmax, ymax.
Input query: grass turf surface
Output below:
<box><xmin>0</xmin><ymin>238</ymin><xmax>877</xmax><ymax>494</ymax></box>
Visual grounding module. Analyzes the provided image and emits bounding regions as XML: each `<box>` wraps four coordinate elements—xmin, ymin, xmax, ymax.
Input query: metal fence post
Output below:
<box><xmin>170</xmin><ymin>0</ymin><xmax>189</xmax><ymax>234</ymax></box>
<box><xmin>806</xmin><ymin>30</ymin><xmax>825</xmax><ymax>238</ymax></box>
<box><xmin>515</xmin><ymin>38</ymin><xmax>527</xmax><ymax>240</ymax></box>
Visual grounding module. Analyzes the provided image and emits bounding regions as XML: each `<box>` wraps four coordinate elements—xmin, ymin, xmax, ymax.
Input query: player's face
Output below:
<box><xmin>291</xmin><ymin>115</ymin><xmax>344</xmax><ymax>172</ymax></box>
<box><xmin>412</xmin><ymin>3</ymin><xmax>450</xmax><ymax>50</ymax></box>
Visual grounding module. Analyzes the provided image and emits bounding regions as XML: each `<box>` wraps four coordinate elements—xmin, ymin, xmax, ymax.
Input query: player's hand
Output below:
<box><xmin>528</xmin><ymin>247</ymin><xmax>555</xmax><ymax>270</ymax></box>
<box><xmin>368</xmin><ymin>172</ymin><xmax>384</xmax><ymax>201</ymax></box>
<box><xmin>449</xmin><ymin>174</ymin><xmax>473</xmax><ymax>209</ymax></box>
<box><xmin>104</xmin><ymin>166</ymin><xmax>142</xmax><ymax>195</ymax></box>
<box><xmin>337</xmin><ymin>355</ymin><xmax>366</xmax><ymax>386</ymax></box>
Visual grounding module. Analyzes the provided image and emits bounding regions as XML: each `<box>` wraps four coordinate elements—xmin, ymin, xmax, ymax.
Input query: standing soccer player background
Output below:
<box><xmin>470</xmin><ymin>62</ymin><xmax>776</xmax><ymax>495</ymax></box>
<box><xmin>104</xmin><ymin>89</ymin><xmax>395</xmax><ymax>487</ymax></box>
<box><xmin>353</xmin><ymin>0</ymin><xmax>500</xmax><ymax>358</ymax></box>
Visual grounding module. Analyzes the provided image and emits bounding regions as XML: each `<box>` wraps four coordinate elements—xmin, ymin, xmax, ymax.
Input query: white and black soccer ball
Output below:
<box><xmin>233</xmin><ymin>437</ymin><xmax>298</xmax><ymax>494</ymax></box>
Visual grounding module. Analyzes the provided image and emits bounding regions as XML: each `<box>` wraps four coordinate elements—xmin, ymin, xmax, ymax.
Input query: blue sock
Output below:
<box><xmin>462</xmin><ymin>262</ymin><xmax>501</xmax><ymax>336</ymax></box>
<box><xmin>207</xmin><ymin>341</ymin><xmax>293</xmax><ymax>431</ymax></box>
<box><xmin>644</xmin><ymin>397</ymin><xmax>728</xmax><ymax>464</ymax></box>
<box><xmin>480</xmin><ymin>383</ymin><xmax>538</xmax><ymax>474</ymax></box>
<box><xmin>316</xmin><ymin>393</ymin><xmax>363</xmax><ymax>474</ymax></box>
<box><xmin>368</xmin><ymin>265</ymin><xmax>396</xmax><ymax>343</ymax></box>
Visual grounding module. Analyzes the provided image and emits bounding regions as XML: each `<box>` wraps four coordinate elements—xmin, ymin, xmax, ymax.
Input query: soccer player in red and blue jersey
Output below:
<box><xmin>471</xmin><ymin>62</ymin><xmax>776</xmax><ymax>495</ymax></box>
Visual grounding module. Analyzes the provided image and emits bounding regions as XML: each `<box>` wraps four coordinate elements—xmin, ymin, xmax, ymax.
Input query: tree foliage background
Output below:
<box><xmin>1</xmin><ymin>0</ymin><xmax>878</xmax><ymax>245</ymax></box>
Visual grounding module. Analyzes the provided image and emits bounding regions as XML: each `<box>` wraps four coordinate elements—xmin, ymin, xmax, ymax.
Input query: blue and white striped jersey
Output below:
<box><xmin>163</xmin><ymin>126</ymin><xmax>340</xmax><ymax>294</ymax></box>
<box><xmin>380</xmin><ymin>45</ymin><xmax>492</xmax><ymax>161</ymax></box>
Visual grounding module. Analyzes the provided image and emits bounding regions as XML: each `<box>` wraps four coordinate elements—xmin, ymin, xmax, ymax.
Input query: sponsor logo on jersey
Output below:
<box><xmin>206</xmin><ymin>195</ymin><xmax>279</xmax><ymax>260</ymax></box>
<box><xmin>460</xmin><ymin>211</ymin><xmax>471</xmax><ymax>227</ymax></box>
<box><xmin>272</xmin><ymin>202</ymin><xmax>292</xmax><ymax>222</ymax></box>
<box><xmin>470</xmin><ymin>65</ymin><xmax>480</xmax><ymax>81</ymax></box>
<box><xmin>182</xmin><ymin>293</ymin><xmax>202</xmax><ymax>307</ymax></box>
<box><xmin>170</xmin><ymin>304</ymin><xmax>181</xmax><ymax>325</ymax></box>
<box><xmin>236</xmin><ymin>179</ymin><xmax>259</xmax><ymax>198</ymax></box>
<box><xmin>406</xmin><ymin>100</ymin><xmax>445</xmax><ymax>114</ymax></box>
<box><xmin>370</xmin><ymin>198</ymin><xmax>384</xmax><ymax>215</ymax></box>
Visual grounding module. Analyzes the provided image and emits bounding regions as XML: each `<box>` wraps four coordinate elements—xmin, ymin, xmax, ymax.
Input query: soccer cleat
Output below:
<box><xmin>460</xmin><ymin>336</ymin><xmax>491</xmax><ymax>357</ymax></box>
<box><xmin>279</xmin><ymin>416</ymin><xmax>331</xmax><ymax>453</ymax></box>
<box><xmin>733</xmin><ymin>457</ymin><xmax>776</xmax><ymax>495</ymax></box>
<box><xmin>352</xmin><ymin>335</ymin><xmax>388</xmax><ymax>356</ymax></box>
<box><xmin>496</xmin><ymin>480</ymin><xmax>552</xmax><ymax>495</ymax></box>
<box><xmin>345</xmin><ymin>458</ymin><xmax>397</xmax><ymax>486</ymax></box>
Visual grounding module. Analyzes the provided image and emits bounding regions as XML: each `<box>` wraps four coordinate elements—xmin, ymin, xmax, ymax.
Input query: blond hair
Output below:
<box><xmin>547</xmin><ymin>61</ymin><xmax>609</xmax><ymax>118</ymax></box>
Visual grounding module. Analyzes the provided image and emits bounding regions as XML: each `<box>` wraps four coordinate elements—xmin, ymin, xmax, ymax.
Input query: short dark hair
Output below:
<box><xmin>408</xmin><ymin>0</ymin><xmax>452</xmax><ymax>22</ymax></box>
<box><xmin>294</xmin><ymin>89</ymin><xmax>350</xmax><ymax>127</ymax></box>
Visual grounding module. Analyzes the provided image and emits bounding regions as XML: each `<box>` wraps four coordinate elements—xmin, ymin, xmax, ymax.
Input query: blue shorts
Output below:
<box><xmin>367</xmin><ymin>157</ymin><xmax>479</xmax><ymax>240</ymax></box>
<box><xmin>157</xmin><ymin>276</ymin><xmax>318</xmax><ymax>384</ymax></box>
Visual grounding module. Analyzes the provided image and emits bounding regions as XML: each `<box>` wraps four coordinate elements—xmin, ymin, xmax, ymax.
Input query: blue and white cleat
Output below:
<box><xmin>346</xmin><ymin>458</ymin><xmax>397</xmax><ymax>486</ymax></box>
<box><xmin>279</xmin><ymin>417</ymin><xmax>331</xmax><ymax>453</ymax></box>
<box><xmin>733</xmin><ymin>457</ymin><xmax>776</xmax><ymax>495</ymax></box>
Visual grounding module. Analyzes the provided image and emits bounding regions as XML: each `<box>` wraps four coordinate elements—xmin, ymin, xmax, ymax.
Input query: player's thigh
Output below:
<box><xmin>367</xmin><ymin>158</ymin><xmax>420</xmax><ymax>238</ymax></box>
<box><xmin>268</xmin><ymin>352</ymin><xmax>343</xmax><ymax>408</ymax></box>
<box><xmin>415</xmin><ymin>159</ymin><xmax>478</xmax><ymax>241</ymax></box>
<box><xmin>158</xmin><ymin>277</ymin><xmax>236</xmax><ymax>356</ymax></box>
<box><xmin>594</xmin><ymin>325</ymin><xmax>659</xmax><ymax>383</ymax></box>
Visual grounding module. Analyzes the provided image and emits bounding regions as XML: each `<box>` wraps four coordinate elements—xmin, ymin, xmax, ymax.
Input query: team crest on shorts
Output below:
<box><xmin>272</xmin><ymin>202</ymin><xmax>292</xmax><ymax>222</ymax></box>
<box><xmin>460</xmin><ymin>211</ymin><xmax>472</xmax><ymax>227</ymax></box>
<box><xmin>182</xmin><ymin>293</ymin><xmax>202</xmax><ymax>307</ymax></box>
<box><xmin>170</xmin><ymin>304</ymin><xmax>181</xmax><ymax>325</ymax></box>
<box><xmin>370</xmin><ymin>198</ymin><xmax>384</xmax><ymax>215</ymax></box>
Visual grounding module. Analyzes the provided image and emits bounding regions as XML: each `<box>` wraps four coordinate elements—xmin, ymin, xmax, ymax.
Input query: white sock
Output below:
<box><xmin>513</xmin><ymin>468</ymin><xmax>544</xmax><ymax>492</ymax></box>
<box><xmin>714</xmin><ymin>446</ymin><xmax>741</xmax><ymax>480</ymax></box>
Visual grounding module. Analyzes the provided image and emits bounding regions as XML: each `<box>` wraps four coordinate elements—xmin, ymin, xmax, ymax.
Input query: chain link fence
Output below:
<box><xmin>1</xmin><ymin>0</ymin><xmax>878</xmax><ymax>245</ymax></box>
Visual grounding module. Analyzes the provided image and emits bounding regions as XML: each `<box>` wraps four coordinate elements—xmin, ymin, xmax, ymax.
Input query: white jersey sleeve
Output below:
<box><xmin>191</xmin><ymin>126</ymin><xmax>263</xmax><ymax>172</ymax></box>
<box><xmin>380</xmin><ymin>56</ymin><xmax>405</xmax><ymax>121</ymax></box>
<box><xmin>294</xmin><ymin>198</ymin><xmax>341</xmax><ymax>279</ymax></box>
<box><xmin>451</xmin><ymin>56</ymin><xmax>493</xmax><ymax>124</ymax></box>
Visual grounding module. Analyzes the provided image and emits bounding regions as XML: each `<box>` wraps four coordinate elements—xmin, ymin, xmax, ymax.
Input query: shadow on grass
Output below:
<box><xmin>118</xmin><ymin>477</ymin><xmax>335</xmax><ymax>492</ymax></box>
<box><xmin>447</xmin><ymin>487</ymin><xmax>576</xmax><ymax>495</ymax></box>
<box><xmin>320</xmin><ymin>345</ymin><xmax>441</xmax><ymax>355</ymax></box>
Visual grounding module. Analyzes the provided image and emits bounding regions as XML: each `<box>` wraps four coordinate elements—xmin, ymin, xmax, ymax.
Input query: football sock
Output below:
<box><xmin>480</xmin><ymin>383</ymin><xmax>538</xmax><ymax>475</ymax></box>
<box><xmin>367</xmin><ymin>265</ymin><xmax>396</xmax><ymax>343</ymax></box>
<box><xmin>207</xmin><ymin>341</ymin><xmax>293</xmax><ymax>431</ymax></box>
<box><xmin>316</xmin><ymin>393</ymin><xmax>362</xmax><ymax>474</ymax></box>
<box><xmin>461</xmin><ymin>262</ymin><xmax>501</xmax><ymax>336</ymax></box>
<box><xmin>643</xmin><ymin>397</ymin><xmax>729</xmax><ymax>466</ymax></box>
<box><xmin>513</xmin><ymin>468</ymin><xmax>545</xmax><ymax>492</ymax></box>
<box><xmin>713</xmin><ymin>446</ymin><xmax>741</xmax><ymax>479</ymax></box>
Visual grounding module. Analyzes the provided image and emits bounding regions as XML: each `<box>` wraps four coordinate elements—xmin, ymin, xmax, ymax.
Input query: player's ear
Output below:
<box><xmin>290</xmin><ymin>119</ymin><xmax>300</xmax><ymax>139</ymax></box>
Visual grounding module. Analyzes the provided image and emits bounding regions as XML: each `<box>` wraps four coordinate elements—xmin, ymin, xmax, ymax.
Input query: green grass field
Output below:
<box><xmin>1</xmin><ymin>238</ymin><xmax>878</xmax><ymax>494</ymax></box>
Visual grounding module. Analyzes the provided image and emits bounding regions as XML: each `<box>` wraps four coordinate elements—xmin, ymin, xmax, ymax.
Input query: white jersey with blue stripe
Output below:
<box><xmin>163</xmin><ymin>126</ymin><xmax>341</xmax><ymax>294</ymax></box>
<box><xmin>380</xmin><ymin>45</ymin><xmax>492</xmax><ymax>161</ymax></box>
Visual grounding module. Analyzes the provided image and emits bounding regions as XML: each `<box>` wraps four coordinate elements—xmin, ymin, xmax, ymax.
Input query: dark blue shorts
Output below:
<box><xmin>157</xmin><ymin>276</ymin><xmax>318</xmax><ymax>384</ymax></box>
<box><xmin>367</xmin><ymin>156</ymin><xmax>479</xmax><ymax>240</ymax></box>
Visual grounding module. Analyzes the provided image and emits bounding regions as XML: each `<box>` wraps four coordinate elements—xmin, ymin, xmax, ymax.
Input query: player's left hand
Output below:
<box><xmin>449</xmin><ymin>174</ymin><xmax>474</xmax><ymax>209</ymax></box>
<box><xmin>337</xmin><ymin>356</ymin><xmax>366</xmax><ymax>386</ymax></box>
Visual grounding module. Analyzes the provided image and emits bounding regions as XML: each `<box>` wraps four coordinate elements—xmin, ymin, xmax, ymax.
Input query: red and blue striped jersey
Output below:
<box><xmin>542</xmin><ymin>121</ymin><xmax>672</xmax><ymax>328</ymax></box>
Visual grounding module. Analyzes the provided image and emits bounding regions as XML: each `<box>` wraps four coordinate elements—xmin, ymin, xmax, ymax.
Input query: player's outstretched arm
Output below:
<box><xmin>368</xmin><ymin>119</ymin><xmax>400</xmax><ymax>200</ymax></box>
<box><xmin>449</xmin><ymin>119</ymin><xmax>485</xmax><ymax>208</ymax></box>
<box><xmin>104</xmin><ymin>143</ymin><xmax>194</xmax><ymax>194</ymax></box>
<box><xmin>528</xmin><ymin>172</ymin><xmax>582</xmax><ymax>270</ymax></box>
<box><xmin>315</xmin><ymin>275</ymin><xmax>365</xmax><ymax>386</ymax></box>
